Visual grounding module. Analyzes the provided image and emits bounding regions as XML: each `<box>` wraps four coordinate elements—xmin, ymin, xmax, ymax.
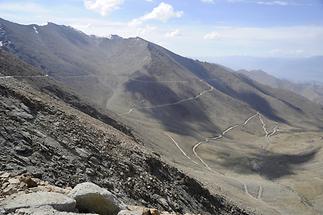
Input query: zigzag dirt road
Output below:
<box><xmin>118</xmin><ymin>86</ymin><xmax>214</xmax><ymax>116</ymax></box>
<box><xmin>191</xmin><ymin>112</ymin><xmax>280</xmax><ymax>201</ymax></box>
<box><xmin>165</xmin><ymin>133</ymin><xmax>199</xmax><ymax>165</ymax></box>
<box><xmin>117</xmin><ymin>79</ymin><xmax>278</xmax><ymax>201</ymax></box>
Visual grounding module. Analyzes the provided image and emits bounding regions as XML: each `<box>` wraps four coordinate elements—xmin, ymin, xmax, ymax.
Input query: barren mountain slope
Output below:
<box><xmin>239</xmin><ymin>69</ymin><xmax>323</xmax><ymax>105</ymax></box>
<box><xmin>1</xmin><ymin>18</ymin><xmax>323</xmax><ymax>215</ymax></box>
<box><xmin>0</xmin><ymin>50</ymin><xmax>253</xmax><ymax>215</ymax></box>
<box><xmin>1</xmin><ymin>18</ymin><xmax>322</xmax><ymax>134</ymax></box>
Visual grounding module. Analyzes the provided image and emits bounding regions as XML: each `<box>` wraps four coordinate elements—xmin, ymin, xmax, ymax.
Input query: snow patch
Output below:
<box><xmin>107</xmin><ymin>34</ymin><xmax>113</xmax><ymax>39</ymax></box>
<box><xmin>33</xmin><ymin>26</ymin><xmax>39</xmax><ymax>34</ymax></box>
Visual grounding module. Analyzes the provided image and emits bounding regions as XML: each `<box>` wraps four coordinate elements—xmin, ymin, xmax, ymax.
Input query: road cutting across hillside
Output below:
<box><xmin>191</xmin><ymin>112</ymin><xmax>279</xmax><ymax>201</ymax></box>
<box><xmin>129</xmin><ymin>78</ymin><xmax>190</xmax><ymax>83</ymax></box>
<box><xmin>112</xmin><ymin>77</ymin><xmax>279</xmax><ymax>202</ymax></box>
<box><xmin>165</xmin><ymin>133</ymin><xmax>199</xmax><ymax>165</ymax></box>
<box><xmin>0</xmin><ymin>74</ymin><xmax>49</xmax><ymax>79</ymax></box>
<box><xmin>192</xmin><ymin>140</ymin><xmax>213</xmax><ymax>171</ymax></box>
<box><xmin>192</xmin><ymin>113</ymin><xmax>259</xmax><ymax>171</ymax></box>
<box><xmin>118</xmin><ymin>86</ymin><xmax>214</xmax><ymax>116</ymax></box>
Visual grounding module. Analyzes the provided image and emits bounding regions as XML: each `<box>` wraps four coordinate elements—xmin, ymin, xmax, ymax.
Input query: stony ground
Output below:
<box><xmin>0</xmin><ymin>171</ymin><xmax>195</xmax><ymax>215</ymax></box>
<box><xmin>0</xmin><ymin>75</ymin><xmax>252</xmax><ymax>215</ymax></box>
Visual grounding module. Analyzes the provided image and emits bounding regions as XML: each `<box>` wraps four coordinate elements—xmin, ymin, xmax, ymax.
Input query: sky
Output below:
<box><xmin>0</xmin><ymin>0</ymin><xmax>323</xmax><ymax>58</ymax></box>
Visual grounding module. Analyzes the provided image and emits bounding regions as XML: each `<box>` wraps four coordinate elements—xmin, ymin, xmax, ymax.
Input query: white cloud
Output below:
<box><xmin>2</xmin><ymin>8</ymin><xmax>322</xmax><ymax>58</ymax></box>
<box><xmin>58</xmin><ymin>20</ymin><xmax>323</xmax><ymax>58</ymax></box>
<box><xmin>227</xmin><ymin>0</ymin><xmax>304</xmax><ymax>6</ymax></box>
<box><xmin>84</xmin><ymin>0</ymin><xmax>124</xmax><ymax>16</ymax></box>
<box><xmin>165</xmin><ymin>29</ymin><xmax>181</xmax><ymax>38</ymax></box>
<box><xmin>129</xmin><ymin>2</ymin><xmax>183</xmax><ymax>26</ymax></box>
<box><xmin>200</xmin><ymin>26</ymin><xmax>323</xmax><ymax>57</ymax></box>
<box><xmin>226</xmin><ymin>0</ymin><xmax>248</xmax><ymax>3</ymax></box>
<box><xmin>201</xmin><ymin>0</ymin><xmax>215</xmax><ymax>3</ymax></box>
<box><xmin>256</xmin><ymin>1</ymin><xmax>288</xmax><ymax>6</ymax></box>
<box><xmin>136</xmin><ymin>25</ymin><xmax>157</xmax><ymax>36</ymax></box>
<box><xmin>204</xmin><ymin>26</ymin><xmax>323</xmax><ymax>41</ymax></box>
<box><xmin>204</xmin><ymin>31</ymin><xmax>221</xmax><ymax>40</ymax></box>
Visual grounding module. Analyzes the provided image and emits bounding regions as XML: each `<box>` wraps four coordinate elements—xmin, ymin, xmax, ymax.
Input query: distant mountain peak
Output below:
<box><xmin>46</xmin><ymin>22</ymin><xmax>59</xmax><ymax>26</ymax></box>
<box><xmin>107</xmin><ymin>34</ymin><xmax>123</xmax><ymax>40</ymax></box>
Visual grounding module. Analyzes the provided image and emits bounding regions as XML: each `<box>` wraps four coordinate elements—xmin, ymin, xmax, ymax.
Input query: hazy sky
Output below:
<box><xmin>1</xmin><ymin>0</ymin><xmax>323</xmax><ymax>58</ymax></box>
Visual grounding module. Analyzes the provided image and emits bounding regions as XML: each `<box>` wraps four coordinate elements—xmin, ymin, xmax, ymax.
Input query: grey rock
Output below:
<box><xmin>0</xmin><ymin>192</ymin><xmax>76</xmax><ymax>212</ymax></box>
<box><xmin>117</xmin><ymin>210</ymin><xmax>141</xmax><ymax>215</ymax></box>
<box><xmin>157</xmin><ymin>198</ymin><xmax>169</xmax><ymax>210</ymax></box>
<box><xmin>85</xmin><ymin>168</ymin><xmax>95</xmax><ymax>176</ymax></box>
<box><xmin>9</xmin><ymin>110</ymin><xmax>34</xmax><ymax>120</ymax></box>
<box><xmin>75</xmin><ymin>147</ymin><xmax>90</xmax><ymax>158</ymax></box>
<box><xmin>89</xmin><ymin>156</ymin><xmax>100</xmax><ymax>165</ymax></box>
<box><xmin>14</xmin><ymin>205</ymin><xmax>98</xmax><ymax>215</ymax></box>
<box><xmin>14</xmin><ymin>143</ymin><xmax>33</xmax><ymax>156</ymax></box>
<box><xmin>20</xmin><ymin>103</ymin><xmax>31</xmax><ymax>113</ymax></box>
<box><xmin>68</xmin><ymin>182</ymin><xmax>125</xmax><ymax>215</ymax></box>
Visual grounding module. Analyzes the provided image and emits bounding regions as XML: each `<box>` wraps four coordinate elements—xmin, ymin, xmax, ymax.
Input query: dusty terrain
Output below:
<box><xmin>119</xmin><ymin>99</ymin><xmax>323</xmax><ymax>214</ymax></box>
<box><xmin>1</xmin><ymin>18</ymin><xmax>323</xmax><ymax>215</ymax></box>
<box><xmin>0</xmin><ymin>50</ymin><xmax>252</xmax><ymax>215</ymax></box>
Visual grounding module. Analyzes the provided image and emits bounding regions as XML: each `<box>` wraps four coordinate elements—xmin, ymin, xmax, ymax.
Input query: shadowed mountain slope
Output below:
<box><xmin>239</xmin><ymin>69</ymin><xmax>323</xmax><ymax>105</ymax></box>
<box><xmin>1</xmin><ymin>18</ymin><xmax>322</xmax><ymax>133</ymax></box>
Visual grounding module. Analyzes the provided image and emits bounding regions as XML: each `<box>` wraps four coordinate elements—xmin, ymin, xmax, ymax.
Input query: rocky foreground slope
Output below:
<box><xmin>0</xmin><ymin>172</ymin><xmax>190</xmax><ymax>215</ymax></box>
<box><xmin>0</xmin><ymin>50</ymin><xmax>252</xmax><ymax>214</ymax></box>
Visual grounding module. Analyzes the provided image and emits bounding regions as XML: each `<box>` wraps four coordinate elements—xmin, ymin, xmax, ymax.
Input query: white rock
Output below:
<box><xmin>0</xmin><ymin>172</ymin><xmax>10</xmax><ymax>178</ymax></box>
<box><xmin>117</xmin><ymin>210</ymin><xmax>142</xmax><ymax>215</ymax></box>
<box><xmin>68</xmin><ymin>182</ymin><xmax>125</xmax><ymax>215</ymax></box>
<box><xmin>15</xmin><ymin>205</ymin><xmax>98</xmax><ymax>215</ymax></box>
<box><xmin>8</xmin><ymin>178</ymin><xmax>20</xmax><ymax>184</ymax></box>
<box><xmin>0</xmin><ymin>192</ymin><xmax>76</xmax><ymax>212</ymax></box>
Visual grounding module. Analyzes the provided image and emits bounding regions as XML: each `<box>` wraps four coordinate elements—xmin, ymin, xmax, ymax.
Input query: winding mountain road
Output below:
<box><xmin>258</xmin><ymin>113</ymin><xmax>269</xmax><ymax>138</ymax></box>
<box><xmin>191</xmin><ymin>112</ymin><xmax>279</xmax><ymax>201</ymax></box>
<box><xmin>2</xmin><ymin>73</ymin><xmax>284</xmax><ymax>203</ymax></box>
<box><xmin>0</xmin><ymin>74</ymin><xmax>49</xmax><ymax>79</ymax></box>
<box><xmin>244</xmin><ymin>184</ymin><xmax>256</xmax><ymax>199</ymax></box>
<box><xmin>257</xmin><ymin>185</ymin><xmax>263</xmax><ymax>199</ymax></box>
<box><xmin>268</xmin><ymin>123</ymin><xmax>279</xmax><ymax>138</ymax></box>
<box><xmin>193</xmin><ymin>112</ymin><xmax>260</xmax><ymax>170</ymax></box>
<box><xmin>118</xmin><ymin>86</ymin><xmax>214</xmax><ymax>116</ymax></box>
<box><xmin>192</xmin><ymin>140</ymin><xmax>213</xmax><ymax>171</ymax></box>
<box><xmin>165</xmin><ymin>133</ymin><xmax>199</xmax><ymax>165</ymax></box>
<box><xmin>119</xmin><ymin>108</ymin><xmax>135</xmax><ymax>116</ymax></box>
<box><xmin>129</xmin><ymin>78</ymin><xmax>189</xmax><ymax>83</ymax></box>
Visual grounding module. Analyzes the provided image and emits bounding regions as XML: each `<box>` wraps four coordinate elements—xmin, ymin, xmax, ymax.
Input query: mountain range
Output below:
<box><xmin>238</xmin><ymin>69</ymin><xmax>323</xmax><ymax>105</ymax></box>
<box><xmin>204</xmin><ymin>55</ymin><xmax>323</xmax><ymax>83</ymax></box>
<box><xmin>1</xmin><ymin>18</ymin><xmax>323</xmax><ymax>215</ymax></box>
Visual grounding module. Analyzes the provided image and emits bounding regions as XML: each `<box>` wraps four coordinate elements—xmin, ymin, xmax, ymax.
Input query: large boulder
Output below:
<box><xmin>68</xmin><ymin>182</ymin><xmax>126</xmax><ymax>215</ymax></box>
<box><xmin>14</xmin><ymin>205</ymin><xmax>99</xmax><ymax>215</ymax></box>
<box><xmin>117</xmin><ymin>210</ymin><xmax>142</xmax><ymax>215</ymax></box>
<box><xmin>0</xmin><ymin>192</ymin><xmax>76</xmax><ymax>212</ymax></box>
